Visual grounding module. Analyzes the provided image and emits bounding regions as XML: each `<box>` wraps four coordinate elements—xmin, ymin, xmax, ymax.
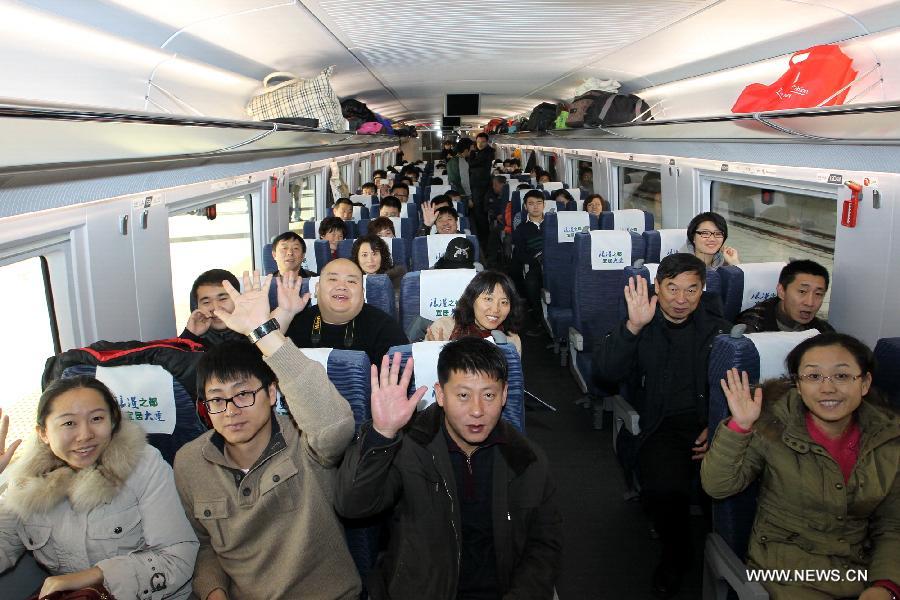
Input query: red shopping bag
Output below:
<box><xmin>731</xmin><ymin>45</ymin><xmax>857</xmax><ymax>113</ymax></box>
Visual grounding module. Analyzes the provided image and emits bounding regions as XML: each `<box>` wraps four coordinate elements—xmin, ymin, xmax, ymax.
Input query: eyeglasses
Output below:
<box><xmin>203</xmin><ymin>385</ymin><xmax>265</xmax><ymax>414</ymax></box>
<box><xmin>795</xmin><ymin>373</ymin><xmax>863</xmax><ymax>386</ymax></box>
<box><xmin>695</xmin><ymin>230</ymin><xmax>725</xmax><ymax>239</ymax></box>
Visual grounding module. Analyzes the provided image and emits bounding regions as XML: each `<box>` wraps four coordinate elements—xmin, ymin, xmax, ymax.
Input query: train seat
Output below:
<box><xmin>349</xmin><ymin>193</ymin><xmax>375</xmax><ymax>208</ymax></box>
<box><xmin>642</xmin><ymin>229</ymin><xmax>687</xmax><ymax>263</ymax></box>
<box><xmin>717</xmin><ymin>262</ymin><xmax>786</xmax><ymax>322</ymax></box>
<box><xmin>703</xmin><ymin>329</ymin><xmax>817</xmax><ymax>600</ymax></box>
<box><xmin>599</xmin><ymin>209</ymin><xmax>654</xmax><ymax>233</ymax></box>
<box><xmin>411</xmin><ymin>234</ymin><xmax>481</xmax><ymax>271</ymax></box>
<box><xmin>617</xmin><ymin>265</ymin><xmax>724</xmax><ymax>322</ymax></box>
<box><xmin>429</xmin><ymin>184</ymin><xmax>452</xmax><ymax>200</ymax></box>
<box><xmin>541</xmin><ymin>212</ymin><xmax>599</xmax><ymax>360</ymax></box>
<box><xmin>539</xmin><ymin>181</ymin><xmax>567</xmax><ymax>192</ymax></box>
<box><xmin>386</xmin><ymin>339</ymin><xmax>525</xmax><ymax>433</ymax></box>
<box><xmin>262</xmin><ymin>239</ymin><xmax>320</xmax><ymax>277</ymax></box>
<box><xmin>398</xmin><ymin>269</ymin><xmax>477</xmax><ymax>334</ymax></box>
<box><xmin>568</xmin><ymin>230</ymin><xmax>645</xmax><ymax>398</ymax></box>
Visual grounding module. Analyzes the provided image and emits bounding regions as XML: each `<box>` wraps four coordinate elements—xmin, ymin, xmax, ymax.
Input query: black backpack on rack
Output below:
<box><xmin>340</xmin><ymin>98</ymin><xmax>377</xmax><ymax>131</ymax></box>
<box><xmin>525</xmin><ymin>102</ymin><xmax>558</xmax><ymax>132</ymax></box>
<box><xmin>582</xmin><ymin>93</ymin><xmax>652</xmax><ymax>127</ymax></box>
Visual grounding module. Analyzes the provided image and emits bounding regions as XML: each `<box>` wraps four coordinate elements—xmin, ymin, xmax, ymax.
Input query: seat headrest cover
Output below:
<box><xmin>95</xmin><ymin>364</ymin><xmax>176</xmax><ymax>435</ymax></box>
<box><xmin>426</xmin><ymin>233</ymin><xmax>468</xmax><ymax>268</ymax></box>
<box><xmin>302</xmin><ymin>238</ymin><xmax>318</xmax><ymax>273</ymax></box>
<box><xmin>419</xmin><ymin>269</ymin><xmax>477</xmax><ymax>321</ymax></box>
<box><xmin>613</xmin><ymin>209</ymin><xmax>646</xmax><ymax>233</ymax></box>
<box><xmin>299</xmin><ymin>347</ymin><xmax>333</xmax><ymax>370</ymax></box>
<box><xmin>658</xmin><ymin>229</ymin><xmax>687</xmax><ymax>259</ymax></box>
<box><xmin>350</xmin><ymin>194</ymin><xmax>372</xmax><ymax>208</ymax></box>
<box><xmin>590</xmin><ymin>230</ymin><xmax>632</xmax><ymax>270</ymax></box>
<box><xmin>645</xmin><ymin>263</ymin><xmax>659</xmax><ymax>282</ymax></box>
<box><xmin>557</xmin><ymin>211</ymin><xmax>591</xmax><ymax>243</ymax></box>
<box><xmin>411</xmin><ymin>340</ymin><xmax>450</xmax><ymax>410</ymax></box>
<box><xmin>739</xmin><ymin>262</ymin><xmax>786</xmax><ymax>311</ymax></box>
<box><xmin>746</xmin><ymin>329</ymin><xmax>819</xmax><ymax>382</ymax></box>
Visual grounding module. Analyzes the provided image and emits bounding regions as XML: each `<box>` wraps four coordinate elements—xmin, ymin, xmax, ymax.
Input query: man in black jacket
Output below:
<box><xmin>593</xmin><ymin>253</ymin><xmax>730</xmax><ymax>598</ymax></box>
<box><xmin>336</xmin><ymin>337</ymin><xmax>562</xmax><ymax>600</ymax></box>
<box><xmin>735</xmin><ymin>259</ymin><xmax>835</xmax><ymax>334</ymax></box>
<box><xmin>468</xmin><ymin>133</ymin><xmax>495</xmax><ymax>248</ymax></box>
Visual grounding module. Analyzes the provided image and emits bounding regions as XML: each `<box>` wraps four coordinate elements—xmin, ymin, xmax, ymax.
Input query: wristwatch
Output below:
<box><xmin>247</xmin><ymin>318</ymin><xmax>280</xmax><ymax>343</ymax></box>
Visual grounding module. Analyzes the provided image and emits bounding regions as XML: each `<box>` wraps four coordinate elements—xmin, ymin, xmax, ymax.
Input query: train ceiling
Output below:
<box><xmin>1</xmin><ymin>0</ymin><xmax>899</xmax><ymax>126</ymax></box>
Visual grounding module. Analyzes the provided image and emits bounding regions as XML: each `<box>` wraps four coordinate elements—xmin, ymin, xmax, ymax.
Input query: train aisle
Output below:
<box><xmin>520</xmin><ymin>333</ymin><xmax>705</xmax><ymax>600</ymax></box>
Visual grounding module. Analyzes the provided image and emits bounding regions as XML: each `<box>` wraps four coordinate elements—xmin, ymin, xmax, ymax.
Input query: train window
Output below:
<box><xmin>0</xmin><ymin>256</ymin><xmax>59</xmax><ymax>454</ymax></box>
<box><xmin>711</xmin><ymin>181</ymin><xmax>836</xmax><ymax>315</ymax></box>
<box><xmin>618</xmin><ymin>166</ymin><xmax>662</xmax><ymax>228</ymax></box>
<box><xmin>289</xmin><ymin>175</ymin><xmax>317</xmax><ymax>229</ymax></box>
<box><xmin>168</xmin><ymin>194</ymin><xmax>254</xmax><ymax>332</ymax></box>
<box><xmin>339</xmin><ymin>162</ymin><xmax>352</xmax><ymax>191</ymax></box>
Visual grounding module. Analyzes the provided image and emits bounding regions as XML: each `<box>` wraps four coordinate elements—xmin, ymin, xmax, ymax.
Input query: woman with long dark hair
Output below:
<box><xmin>425</xmin><ymin>270</ymin><xmax>525</xmax><ymax>355</ymax></box>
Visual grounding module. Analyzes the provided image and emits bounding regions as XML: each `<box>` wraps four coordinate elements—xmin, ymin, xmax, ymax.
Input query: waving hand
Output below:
<box><xmin>370</xmin><ymin>353</ymin><xmax>427</xmax><ymax>439</ymax></box>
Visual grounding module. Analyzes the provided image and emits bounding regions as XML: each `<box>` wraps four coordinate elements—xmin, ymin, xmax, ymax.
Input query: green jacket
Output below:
<box><xmin>701</xmin><ymin>382</ymin><xmax>900</xmax><ymax>599</ymax></box>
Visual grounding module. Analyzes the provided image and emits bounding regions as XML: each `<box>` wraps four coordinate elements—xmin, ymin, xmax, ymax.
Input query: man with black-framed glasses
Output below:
<box><xmin>173</xmin><ymin>271</ymin><xmax>361</xmax><ymax>600</ymax></box>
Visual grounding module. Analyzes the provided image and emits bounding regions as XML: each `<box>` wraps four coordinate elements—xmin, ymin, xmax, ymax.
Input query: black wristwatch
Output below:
<box><xmin>247</xmin><ymin>318</ymin><xmax>280</xmax><ymax>343</ymax></box>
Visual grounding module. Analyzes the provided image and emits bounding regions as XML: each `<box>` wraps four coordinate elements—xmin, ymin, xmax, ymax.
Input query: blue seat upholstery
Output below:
<box><xmin>717</xmin><ymin>263</ymin><xmax>786</xmax><ymax>322</ymax></box>
<box><xmin>873</xmin><ymin>337</ymin><xmax>900</xmax><ymax>409</ymax></box>
<box><xmin>386</xmin><ymin>342</ymin><xmax>525</xmax><ymax>433</ymax></box>
<box><xmin>411</xmin><ymin>235</ymin><xmax>481</xmax><ymax>271</ymax></box>
<box><xmin>302</xmin><ymin>220</ymin><xmax>359</xmax><ymax>239</ymax></box>
<box><xmin>60</xmin><ymin>364</ymin><xmax>206</xmax><ymax>465</ymax></box>
<box><xmin>598</xmin><ymin>210</ymin><xmax>654</xmax><ymax>232</ymax></box>
<box><xmin>263</xmin><ymin>243</ymin><xmax>277</xmax><ymax>275</ymax></box>
<box><xmin>569</xmin><ymin>231</ymin><xmax>645</xmax><ymax>394</ymax></box>
<box><xmin>358</xmin><ymin>217</ymin><xmax>416</xmax><ymax>240</ymax></box>
<box><xmin>642</xmin><ymin>229</ymin><xmax>687</xmax><ymax>263</ymax></box>
<box><xmin>541</xmin><ymin>212</ymin><xmax>599</xmax><ymax>344</ymax></box>
<box><xmin>337</xmin><ymin>237</ymin><xmax>409</xmax><ymax>270</ymax></box>
<box><xmin>300</xmin><ymin>273</ymin><xmax>395</xmax><ymax>318</ymax></box>
<box><xmin>308</xmin><ymin>349</ymin><xmax>378</xmax><ymax>591</ymax></box>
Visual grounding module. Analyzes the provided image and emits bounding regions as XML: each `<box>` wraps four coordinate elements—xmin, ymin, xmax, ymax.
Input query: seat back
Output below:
<box><xmin>350</xmin><ymin>194</ymin><xmax>375</xmax><ymax>208</ymax></box>
<box><xmin>303</xmin><ymin>220</ymin><xmax>359</xmax><ymax>239</ymax></box>
<box><xmin>873</xmin><ymin>337</ymin><xmax>900</xmax><ymax>409</ymax></box>
<box><xmin>294</xmin><ymin>348</ymin><xmax>377</xmax><ymax>590</ymax></box>
<box><xmin>642</xmin><ymin>229</ymin><xmax>687</xmax><ymax>263</ymax></box>
<box><xmin>411</xmin><ymin>234</ymin><xmax>481</xmax><ymax>271</ymax></box>
<box><xmin>707</xmin><ymin>330</ymin><xmax>818</xmax><ymax>560</ymax></box>
<box><xmin>539</xmin><ymin>181</ymin><xmax>567</xmax><ymax>192</ymax></box>
<box><xmin>398</xmin><ymin>269</ymin><xmax>478</xmax><ymax>332</ymax></box>
<box><xmin>337</xmin><ymin>237</ymin><xmax>409</xmax><ymax>270</ymax></box>
<box><xmin>571</xmin><ymin>230</ymin><xmax>645</xmax><ymax>352</ymax></box>
<box><xmin>263</xmin><ymin>240</ymin><xmax>320</xmax><ymax>276</ymax></box>
<box><xmin>543</xmin><ymin>212</ymin><xmax>598</xmax><ymax>309</ymax></box>
<box><xmin>718</xmin><ymin>262</ymin><xmax>786</xmax><ymax>322</ymax></box>
<box><xmin>599</xmin><ymin>209</ymin><xmax>654</xmax><ymax>233</ymax></box>
<box><xmin>263</xmin><ymin>243</ymin><xmax>277</xmax><ymax>275</ymax></box>
<box><xmin>386</xmin><ymin>341</ymin><xmax>525</xmax><ymax>432</ymax></box>
<box><xmin>429</xmin><ymin>184</ymin><xmax>452</xmax><ymax>200</ymax></box>
<box><xmin>60</xmin><ymin>363</ymin><xmax>206</xmax><ymax>465</ymax></box>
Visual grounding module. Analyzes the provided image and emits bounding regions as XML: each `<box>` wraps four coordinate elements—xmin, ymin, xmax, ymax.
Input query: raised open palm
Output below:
<box><xmin>370</xmin><ymin>353</ymin><xmax>427</xmax><ymax>439</ymax></box>
<box><xmin>272</xmin><ymin>271</ymin><xmax>310</xmax><ymax>331</ymax></box>
<box><xmin>720</xmin><ymin>368</ymin><xmax>763</xmax><ymax>430</ymax></box>
<box><xmin>0</xmin><ymin>409</ymin><xmax>22</xmax><ymax>473</ymax></box>
<box><xmin>624</xmin><ymin>276</ymin><xmax>657</xmax><ymax>334</ymax></box>
<box><xmin>216</xmin><ymin>271</ymin><xmax>273</xmax><ymax>335</ymax></box>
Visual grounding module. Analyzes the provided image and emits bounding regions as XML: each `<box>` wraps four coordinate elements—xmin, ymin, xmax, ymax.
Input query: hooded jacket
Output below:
<box><xmin>335</xmin><ymin>404</ymin><xmax>562</xmax><ymax>600</ymax></box>
<box><xmin>0</xmin><ymin>420</ymin><xmax>198</xmax><ymax>599</ymax></box>
<box><xmin>701</xmin><ymin>382</ymin><xmax>900</xmax><ymax>599</ymax></box>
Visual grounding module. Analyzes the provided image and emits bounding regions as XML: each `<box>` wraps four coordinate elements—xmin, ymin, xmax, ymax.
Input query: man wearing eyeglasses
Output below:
<box><xmin>173</xmin><ymin>271</ymin><xmax>361</xmax><ymax>600</ymax></box>
<box><xmin>593</xmin><ymin>253</ymin><xmax>731</xmax><ymax>598</ymax></box>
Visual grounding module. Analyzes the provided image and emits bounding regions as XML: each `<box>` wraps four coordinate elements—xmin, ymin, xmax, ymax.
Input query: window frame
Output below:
<box><xmin>609</xmin><ymin>160</ymin><xmax>663</xmax><ymax>211</ymax></box>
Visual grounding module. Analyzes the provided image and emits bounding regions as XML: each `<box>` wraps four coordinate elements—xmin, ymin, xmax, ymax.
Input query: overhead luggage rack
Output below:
<box><xmin>495</xmin><ymin>101</ymin><xmax>900</xmax><ymax>144</ymax></box>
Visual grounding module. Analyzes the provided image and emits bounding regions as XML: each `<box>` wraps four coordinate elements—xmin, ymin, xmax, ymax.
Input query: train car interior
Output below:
<box><xmin>1</xmin><ymin>1</ymin><xmax>899</xmax><ymax>599</ymax></box>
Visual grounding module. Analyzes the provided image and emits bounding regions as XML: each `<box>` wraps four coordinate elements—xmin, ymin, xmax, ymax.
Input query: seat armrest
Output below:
<box><xmin>611</xmin><ymin>395</ymin><xmax>640</xmax><ymax>435</ymax></box>
<box><xmin>542</xmin><ymin>288</ymin><xmax>552</xmax><ymax>305</ymax></box>
<box><xmin>702</xmin><ymin>533</ymin><xmax>769</xmax><ymax>600</ymax></box>
<box><xmin>568</xmin><ymin>327</ymin><xmax>584</xmax><ymax>352</ymax></box>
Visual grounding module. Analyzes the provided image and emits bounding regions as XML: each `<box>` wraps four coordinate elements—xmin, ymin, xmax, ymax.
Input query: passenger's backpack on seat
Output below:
<box><xmin>526</xmin><ymin>102</ymin><xmax>558</xmax><ymax>131</ymax></box>
<box><xmin>42</xmin><ymin>338</ymin><xmax>208</xmax><ymax>464</ymax></box>
<box><xmin>583</xmin><ymin>93</ymin><xmax>652</xmax><ymax>127</ymax></box>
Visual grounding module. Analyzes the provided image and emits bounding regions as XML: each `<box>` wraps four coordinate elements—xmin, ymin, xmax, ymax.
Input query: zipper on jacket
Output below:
<box><xmin>432</xmin><ymin>453</ymin><xmax>461</xmax><ymax>593</ymax></box>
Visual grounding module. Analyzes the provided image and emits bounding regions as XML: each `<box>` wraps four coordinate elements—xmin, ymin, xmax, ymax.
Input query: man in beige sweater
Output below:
<box><xmin>174</xmin><ymin>271</ymin><xmax>361</xmax><ymax>600</ymax></box>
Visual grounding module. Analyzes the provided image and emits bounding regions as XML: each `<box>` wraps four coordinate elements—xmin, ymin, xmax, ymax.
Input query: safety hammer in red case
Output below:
<box><xmin>841</xmin><ymin>180</ymin><xmax>863</xmax><ymax>227</ymax></box>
